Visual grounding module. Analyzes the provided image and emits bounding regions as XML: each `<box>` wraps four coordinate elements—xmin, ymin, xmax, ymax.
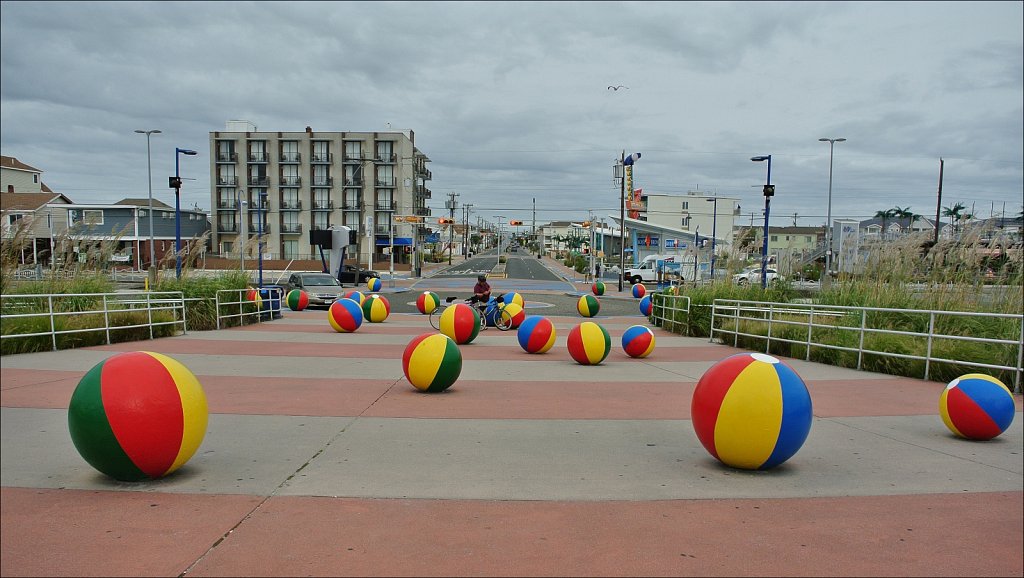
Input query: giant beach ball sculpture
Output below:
<box><xmin>939</xmin><ymin>374</ymin><xmax>1015</xmax><ymax>440</ymax></box>
<box><xmin>328</xmin><ymin>298</ymin><xmax>364</xmax><ymax>333</ymax></box>
<box><xmin>362</xmin><ymin>294</ymin><xmax>391</xmax><ymax>323</ymax></box>
<box><xmin>517</xmin><ymin>316</ymin><xmax>556</xmax><ymax>354</ymax></box>
<box><xmin>691</xmin><ymin>352</ymin><xmax>813</xmax><ymax>470</ymax></box>
<box><xmin>344</xmin><ymin>290</ymin><xmax>367</xmax><ymax>306</ymax></box>
<box><xmin>631</xmin><ymin>283</ymin><xmax>647</xmax><ymax>299</ymax></box>
<box><xmin>246</xmin><ymin>288</ymin><xmax>263</xmax><ymax>309</ymax></box>
<box><xmin>592</xmin><ymin>280</ymin><xmax>605</xmax><ymax>296</ymax></box>
<box><xmin>367</xmin><ymin>277</ymin><xmax>382</xmax><ymax>292</ymax></box>
<box><xmin>439</xmin><ymin>302</ymin><xmax>481</xmax><ymax>344</ymax></box>
<box><xmin>402</xmin><ymin>333</ymin><xmax>463</xmax><ymax>392</ymax></box>
<box><xmin>621</xmin><ymin>325</ymin><xmax>656</xmax><ymax>358</ymax></box>
<box><xmin>416</xmin><ymin>291</ymin><xmax>440</xmax><ymax>315</ymax></box>
<box><xmin>577</xmin><ymin>294</ymin><xmax>600</xmax><ymax>318</ymax></box>
<box><xmin>567</xmin><ymin>321</ymin><xmax>611</xmax><ymax>365</ymax></box>
<box><xmin>501</xmin><ymin>302</ymin><xmax>526</xmax><ymax>329</ymax></box>
<box><xmin>639</xmin><ymin>295</ymin><xmax>653</xmax><ymax>317</ymax></box>
<box><xmin>68</xmin><ymin>351</ymin><xmax>208</xmax><ymax>481</ymax></box>
<box><xmin>285</xmin><ymin>289</ymin><xmax>309</xmax><ymax>311</ymax></box>
<box><xmin>501</xmin><ymin>292</ymin><xmax>525</xmax><ymax>309</ymax></box>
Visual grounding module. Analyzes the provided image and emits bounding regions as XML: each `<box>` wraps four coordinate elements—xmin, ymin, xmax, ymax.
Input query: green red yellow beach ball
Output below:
<box><xmin>362</xmin><ymin>294</ymin><xmax>391</xmax><ymax>322</ymax></box>
<box><xmin>577</xmin><ymin>294</ymin><xmax>600</xmax><ymax>318</ymax></box>
<box><xmin>416</xmin><ymin>291</ymin><xmax>440</xmax><ymax>314</ymax></box>
<box><xmin>567</xmin><ymin>321</ymin><xmax>611</xmax><ymax>365</ymax></box>
<box><xmin>402</xmin><ymin>333</ymin><xmax>463</xmax><ymax>392</ymax></box>
<box><xmin>68</xmin><ymin>351</ymin><xmax>208</xmax><ymax>481</ymax></box>
<box><xmin>439</xmin><ymin>303</ymin><xmax>480</xmax><ymax>344</ymax></box>
<box><xmin>285</xmin><ymin>289</ymin><xmax>308</xmax><ymax>311</ymax></box>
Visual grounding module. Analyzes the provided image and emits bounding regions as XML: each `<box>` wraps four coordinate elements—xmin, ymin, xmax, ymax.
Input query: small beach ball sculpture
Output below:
<box><xmin>517</xmin><ymin>316</ymin><xmax>557</xmax><ymax>354</ymax></box>
<box><xmin>328</xmin><ymin>298</ymin><xmax>364</xmax><ymax>333</ymax></box>
<box><xmin>68</xmin><ymin>351</ymin><xmax>208</xmax><ymax>482</ymax></box>
<box><xmin>402</xmin><ymin>333</ymin><xmax>463</xmax><ymax>392</ymax></box>
<box><xmin>639</xmin><ymin>295</ymin><xmax>653</xmax><ymax>317</ymax></box>
<box><xmin>439</xmin><ymin>302</ymin><xmax>481</xmax><ymax>344</ymax></box>
<box><xmin>367</xmin><ymin>277</ymin><xmax>382</xmax><ymax>292</ymax></box>
<box><xmin>567</xmin><ymin>321</ymin><xmax>611</xmax><ymax>365</ymax></box>
<box><xmin>416</xmin><ymin>291</ymin><xmax>440</xmax><ymax>315</ymax></box>
<box><xmin>939</xmin><ymin>374</ymin><xmax>1016</xmax><ymax>440</ymax></box>
<box><xmin>246</xmin><ymin>288</ymin><xmax>263</xmax><ymax>309</ymax></box>
<box><xmin>361</xmin><ymin>294</ymin><xmax>391</xmax><ymax>322</ymax></box>
<box><xmin>501</xmin><ymin>292</ymin><xmax>525</xmax><ymax>309</ymax></box>
<box><xmin>592</xmin><ymin>281</ymin><xmax>605</xmax><ymax>296</ymax></box>
<box><xmin>691</xmin><ymin>352</ymin><xmax>813</xmax><ymax>470</ymax></box>
<box><xmin>285</xmin><ymin>289</ymin><xmax>309</xmax><ymax>311</ymax></box>
<box><xmin>501</xmin><ymin>302</ymin><xmax>526</xmax><ymax>329</ymax></box>
<box><xmin>631</xmin><ymin>283</ymin><xmax>646</xmax><ymax>299</ymax></box>
<box><xmin>577</xmin><ymin>294</ymin><xmax>600</xmax><ymax>318</ymax></box>
<box><xmin>344</xmin><ymin>290</ymin><xmax>367</xmax><ymax>306</ymax></box>
<box><xmin>621</xmin><ymin>325</ymin><xmax>656</xmax><ymax>358</ymax></box>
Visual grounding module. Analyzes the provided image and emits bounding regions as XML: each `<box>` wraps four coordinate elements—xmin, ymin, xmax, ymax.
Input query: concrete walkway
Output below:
<box><xmin>1</xmin><ymin>288</ymin><xmax>1021</xmax><ymax>576</ymax></box>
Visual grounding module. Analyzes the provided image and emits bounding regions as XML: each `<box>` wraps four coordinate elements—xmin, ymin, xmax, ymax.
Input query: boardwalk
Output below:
<box><xmin>1</xmin><ymin>262</ymin><xmax>1022</xmax><ymax>576</ymax></box>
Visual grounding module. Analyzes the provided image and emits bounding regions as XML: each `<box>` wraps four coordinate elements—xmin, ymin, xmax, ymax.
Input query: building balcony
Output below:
<box><xmin>280</xmin><ymin>176</ymin><xmax>302</xmax><ymax>186</ymax></box>
<box><xmin>217</xmin><ymin>177</ymin><xmax>238</xmax><ymax>186</ymax></box>
<box><xmin>415</xmin><ymin>184</ymin><xmax>431</xmax><ymax>198</ymax></box>
<box><xmin>414</xmin><ymin>207</ymin><xmax>431</xmax><ymax>217</ymax></box>
<box><xmin>280</xmin><ymin>152</ymin><xmax>301</xmax><ymax>163</ymax></box>
<box><xmin>246</xmin><ymin>201</ymin><xmax>268</xmax><ymax>210</ymax></box>
<box><xmin>375</xmin><ymin>202</ymin><xmax>394</xmax><ymax>211</ymax></box>
<box><xmin>248</xmin><ymin>177</ymin><xmax>269</xmax><ymax>186</ymax></box>
<box><xmin>216</xmin><ymin>152</ymin><xmax>237</xmax><ymax>163</ymax></box>
<box><xmin>280</xmin><ymin>200</ymin><xmax>302</xmax><ymax>211</ymax></box>
<box><xmin>312</xmin><ymin>176</ymin><xmax>333</xmax><ymax>187</ymax></box>
<box><xmin>312</xmin><ymin>201</ymin><xmax>334</xmax><ymax>211</ymax></box>
<box><xmin>343</xmin><ymin>154</ymin><xmax>363</xmax><ymax>163</ymax></box>
<box><xmin>311</xmin><ymin>153</ymin><xmax>333</xmax><ymax>163</ymax></box>
<box><xmin>375</xmin><ymin>225</ymin><xmax>391</xmax><ymax>235</ymax></box>
<box><xmin>342</xmin><ymin>202</ymin><xmax>363</xmax><ymax>210</ymax></box>
<box><xmin>281</xmin><ymin>223</ymin><xmax>303</xmax><ymax>234</ymax></box>
<box><xmin>248</xmin><ymin>152</ymin><xmax>269</xmax><ymax>163</ymax></box>
<box><xmin>217</xmin><ymin>199</ymin><xmax>239</xmax><ymax>209</ymax></box>
<box><xmin>376</xmin><ymin>153</ymin><xmax>397</xmax><ymax>163</ymax></box>
<box><xmin>375</xmin><ymin>179</ymin><xmax>396</xmax><ymax>187</ymax></box>
<box><xmin>217</xmin><ymin>223</ymin><xmax>238</xmax><ymax>233</ymax></box>
<box><xmin>343</xmin><ymin>178</ymin><xmax>363</xmax><ymax>187</ymax></box>
<box><xmin>249</xmin><ymin>223</ymin><xmax>271</xmax><ymax>235</ymax></box>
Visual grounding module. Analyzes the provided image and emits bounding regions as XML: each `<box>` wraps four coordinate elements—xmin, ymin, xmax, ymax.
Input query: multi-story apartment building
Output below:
<box><xmin>208</xmin><ymin>121</ymin><xmax>432</xmax><ymax>268</ymax></box>
<box><xmin>639</xmin><ymin>191</ymin><xmax>739</xmax><ymax>248</ymax></box>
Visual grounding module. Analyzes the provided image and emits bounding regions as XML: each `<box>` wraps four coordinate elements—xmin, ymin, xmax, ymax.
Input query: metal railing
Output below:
<box><xmin>1</xmin><ymin>291</ymin><xmax>186</xmax><ymax>352</ymax></box>
<box><xmin>648</xmin><ymin>293</ymin><xmax>691</xmax><ymax>334</ymax></box>
<box><xmin>709</xmin><ymin>299</ymin><xmax>1023</xmax><ymax>391</ymax></box>
<box><xmin>215</xmin><ymin>287</ymin><xmax>283</xmax><ymax>330</ymax></box>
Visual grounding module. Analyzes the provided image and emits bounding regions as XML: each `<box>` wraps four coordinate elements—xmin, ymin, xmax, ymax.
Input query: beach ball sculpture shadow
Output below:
<box><xmin>939</xmin><ymin>374</ymin><xmax>1015</xmax><ymax>440</ymax></box>
<box><xmin>517</xmin><ymin>315</ymin><xmax>556</xmax><ymax>354</ymax></box>
<box><xmin>328</xmin><ymin>298</ymin><xmax>364</xmax><ymax>332</ymax></box>
<box><xmin>362</xmin><ymin>294</ymin><xmax>391</xmax><ymax>323</ymax></box>
<box><xmin>403</xmin><ymin>333</ymin><xmax>463</xmax><ymax>392</ymax></box>
<box><xmin>416</xmin><ymin>291</ymin><xmax>440</xmax><ymax>315</ymax></box>
<box><xmin>567</xmin><ymin>321</ymin><xmax>611</xmax><ymax>365</ymax></box>
<box><xmin>285</xmin><ymin>289</ymin><xmax>309</xmax><ymax>311</ymax></box>
<box><xmin>621</xmin><ymin>325</ymin><xmax>656</xmax><ymax>358</ymax></box>
<box><xmin>68</xmin><ymin>351</ymin><xmax>208</xmax><ymax>481</ymax></box>
<box><xmin>439</xmin><ymin>302</ymin><xmax>481</xmax><ymax>344</ymax></box>
<box><xmin>691</xmin><ymin>352</ymin><xmax>813</xmax><ymax>470</ymax></box>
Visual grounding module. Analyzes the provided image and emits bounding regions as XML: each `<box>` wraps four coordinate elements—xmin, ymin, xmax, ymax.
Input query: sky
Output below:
<box><xmin>2</xmin><ymin>1</ymin><xmax>1022</xmax><ymax>231</ymax></box>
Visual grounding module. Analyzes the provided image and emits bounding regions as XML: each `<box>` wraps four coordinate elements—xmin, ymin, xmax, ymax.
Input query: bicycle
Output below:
<box><xmin>428</xmin><ymin>293</ymin><xmax>514</xmax><ymax>332</ymax></box>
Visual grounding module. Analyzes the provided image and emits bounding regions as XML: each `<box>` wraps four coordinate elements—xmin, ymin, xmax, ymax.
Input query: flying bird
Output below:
<box><xmin>607</xmin><ymin>85</ymin><xmax>629</xmax><ymax>91</ymax></box>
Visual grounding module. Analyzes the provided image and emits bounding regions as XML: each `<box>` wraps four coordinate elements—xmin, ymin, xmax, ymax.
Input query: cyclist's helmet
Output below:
<box><xmin>477</xmin><ymin>274</ymin><xmax>487</xmax><ymax>282</ymax></box>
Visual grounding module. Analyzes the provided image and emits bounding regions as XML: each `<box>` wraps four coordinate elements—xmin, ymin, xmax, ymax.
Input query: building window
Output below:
<box><xmin>313</xmin><ymin>212</ymin><xmax>329</xmax><ymax>230</ymax></box>
<box><xmin>283</xmin><ymin>239</ymin><xmax>298</xmax><ymax>259</ymax></box>
<box><xmin>681</xmin><ymin>201</ymin><xmax>688</xmax><ymax>210</ymax></box>
<box><xmin>376</xmin><ymin>141</ymin><xmax>393</xmax><ymax>162</ymax></box>
<box><xmin>221</xmin><ymin>241</ymin><xmax>233</xmax><ymax>254</ymax></box>
<box><xmin>344</xmin><ymin>140</ymin><xmax>362</xmax><ymax>160</ymax></box>
<box><xmin>681</xmin><ymin>217</ymin><xmax>690</xmax><ymax>228</ymax></box>
<box><xmin>69</xmin><ymin>209</ymin><xmax>104</xmax><ymax>226</ymax></box>
<box><xmin>771</xmin><ymin>235</ymin><xmax>778</xmax><ymax>242</ymax></box>
<box><xmin>280</xmin><ymin>140</ymin><xmax>300</xmax><ymax>162</ymax></box>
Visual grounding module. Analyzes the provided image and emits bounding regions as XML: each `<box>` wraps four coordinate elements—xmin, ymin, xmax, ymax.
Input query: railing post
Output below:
<box><xmin>147</xmin><ymin>292</ymin><xmax>154</xmax><ymax>340</ymax></box>
<box><xmin>103</xmin><ymin>294</ymin><xmax>111</xmax><ymax>345</ymax></box>
<box><xmin>857</xmin><ymin>309</ymin><xmax>867</xmax><ymax>371</ymax></box>
<box><xmin>806</xmin><ymin>306</ymin><xmax>814</xmax><ymax>361</ymax></box>
<box><xmin>734</xmin><ymin>301</ymin><xmax>739</xmax><ymax>347</ymax></box>
<box><xmin>1016</xmin><ymin>316</ymin><xmax>1023</xmax><ymax>394</ymax></box>
<box><xmin>924</xmin><ymin>311</ymin><xmax>935</xmax><ymax>381</ymax></box>
<box><xmin>766</xmin><ymin>303</ymin><xmax>774</xmax><ymax>353</ymax></box>
<box><xmin>216</xmin><ymin>291</ymin><xmax>222</xmax><ymax>331</ymax></box>
<box><xmin>48</xmin><ymin>295</ymin><xmax>56</xmax><ymax>351</ymax></box>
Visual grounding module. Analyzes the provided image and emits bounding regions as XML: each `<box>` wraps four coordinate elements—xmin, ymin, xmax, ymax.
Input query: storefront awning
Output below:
<box><xmin>375</xmin><ymin>237</ymin><xmax>414</xmax><ymax>246</ymax></box>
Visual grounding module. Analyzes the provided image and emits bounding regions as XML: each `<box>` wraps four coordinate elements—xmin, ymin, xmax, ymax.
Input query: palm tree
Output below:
<box><xmin>874</xmin><ymin>208</ymin><xmax>896</xmax><ymax>239</ymax></box>
<box><xmin>892</xmin><ymin>206</ymin><xmax>913</xmax><ymax>236</ymax></box>
<box><xmin>942</xmin><ymin>202</ymin><xmax>966</xmax><ymax>235</ymax></box>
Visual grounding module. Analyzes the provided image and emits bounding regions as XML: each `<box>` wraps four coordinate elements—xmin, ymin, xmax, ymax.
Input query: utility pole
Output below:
<box><xmin>463</xmin><ymin>203</ymin><xmax>473</xmax><ymax>259</ymax></box>
<box><xmin>934</xmin><ymin>158</ymin><xmax>944</xmax><ymax>244</ymax></box>
<box><xmin>532</xmin><ymin>198</ymin><xmax>537</xmax><ymax>257</ymax></box>
<box><xmin>447</xmin><ymin>191</ymin><xmax>459</xmax><ymax>265</ymax></box>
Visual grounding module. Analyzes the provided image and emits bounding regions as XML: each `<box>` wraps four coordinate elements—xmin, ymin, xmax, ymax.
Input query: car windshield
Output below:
<box><xmin>303</xmin><ymin>275</ymin><xmax>340</xmax><ymax>287</ymax></box>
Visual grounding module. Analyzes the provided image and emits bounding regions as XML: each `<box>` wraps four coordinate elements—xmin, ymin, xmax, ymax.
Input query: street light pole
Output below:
<box><xmin>173</xmin><ymin>147</ymin><xmax>198</xmax><ymax>279</ymax></box>
<box><xmin>617</xmin><ymin>152</ymin><xmax>641</xmax><ymax>292</ymax></box>
<box><xmin>258</xmin><ymin>189</ymin><xmax>267</xmax><ymax>288</ymax></box>
<box><xmin>493</xmin><ymin>215</ymin><xmax>506</xmax><ymax>266</ymax></box>
<box><xmin>135</xmin><ymin>130</ymin><xmax>161</xmax><ymax>276</ymax></box>
<box><xmin>706</xmin><ymin>197</ymin><xmax>719</xmax><ymax>281</ymax></box>
<box><xmin>751</xmin><ymin>155</ymin><xmax>773</xmax><ymax>289</ymax></box>
<box><xmin>818</xmin><ymin>137</ymin><xmax>846</xmax><ymax>285</ymax></box>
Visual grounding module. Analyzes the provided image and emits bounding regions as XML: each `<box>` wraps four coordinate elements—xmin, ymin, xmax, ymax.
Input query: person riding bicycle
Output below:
<box><xmin>470</xmin><ymin>274</ymin><xmax>491</xmax><ymax>310</ymax></box>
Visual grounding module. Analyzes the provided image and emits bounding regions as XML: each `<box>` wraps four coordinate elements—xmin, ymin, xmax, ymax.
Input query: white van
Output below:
<box><xmin>623</xmin><ymin>255</ymin><xmax>679</xmax><ymax>284</ymax></box>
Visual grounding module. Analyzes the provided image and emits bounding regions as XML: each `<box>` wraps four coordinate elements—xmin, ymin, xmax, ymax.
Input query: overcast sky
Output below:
<box><xmin>2</xmin><ymin>1</ymin><xmax>1021</xmax><ymax>229</ymax></box>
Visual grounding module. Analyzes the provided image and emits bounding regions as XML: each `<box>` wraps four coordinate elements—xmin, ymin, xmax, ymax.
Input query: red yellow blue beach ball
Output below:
<box><xmin>362</xmin><ymin>294</ymin><xmax>391</xmax><ymax>322</ymax></box>
<box><xmin>939</xmin><ymin>374</ymin><xmax>1015</xmax><ymax>440</ymax></box>
<box><xmin>502</xmin><ymin>302</ymin><xmax>526</xmax><ymax>329</ymax></box>
<box><xmin>631</xmin><ymin>283</ymin><xmax>646</xmax><ymax>299</ymax></box>
<box><xmin>577</xmin><ymin>294</ymin><xmax>600</xmax><ymax>318</ymax></box>
<box><xmin>691</xmin><ymin>352</ymin><xmax>813</xmax><ymax>470</ymax></box>
<box><xmin>285</xmin><ymin>289</ymin><xmax>308</xmax><ymax>311</ymax></box>
<box><xmin>621</xmin><ymin>325</ymin><xmax>656</xmax><ymax>358</ymax></box>
<box><xmin>67</xmin><ymin>351</ymin><xmax>208</xmax><ymax>481</ymax></box>
<box><xmin>328</xmin><ymin>298</ymin><xmax>364</xmax><ymax>332</ymax></box>
<box><xmin>402</xmin><ymin>333</ymin><xmax>463</xmax><ymax>392</ymax></box>
<box><xmin>639</xmin><ymin>295</ymin><xmax>653</xmax><ymax>316</ymax></box>
<box><xmin>416</xmin><ymin>291</ymin><xmax>440</xmax><ymax>314</ymax></box>
<box><xmin>344</xmin><ymin>290</ymin><xmax>366</xmax><ymax>306</ymax></box>
<box><xmin>439</xmin><ymin>302</ymin><xmax>480</xmax><ymax>344</ymax></box>
<box><xmin>517</xmin><ymin>316</ymin><xmax>556</xmax><ymax>354</ymax></box>
<box><xmin>501</xmin><ymin>292</ymin><xmax>525</xmax><ymax>308</ymax></box>
<box><xmin>592</xmin><ymin>281</ymin><xmax>605</xmax><ymax>296</ymax></box>
<box><xmin>567</xmin><ymin>321</ymin><xmax>611</xmax><ymax>365</ymax></box>
<box><xmin>367</xmin><ymin>277</ymin><xmax>382</xmax><ymax>292</ymax></box>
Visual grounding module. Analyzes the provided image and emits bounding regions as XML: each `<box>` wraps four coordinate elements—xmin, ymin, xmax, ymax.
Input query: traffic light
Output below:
<box><xmin>509</xmin><ymin>220</ymin><xmax>523</xmax><ymax>226</ymax></box>
<box><xmin>763</xmin><ymin>184</ymin><xmax>775</xmax><ymax>197</ymax></box>
<box><xmin>169</xmin><ymin>176</ymin><xmax>182</xmax><ymax>189</ymax></box>
<box><xmin>438</xmin><ymin>218</ymin><xmax>455</xmax><ymax>225</ymax></box>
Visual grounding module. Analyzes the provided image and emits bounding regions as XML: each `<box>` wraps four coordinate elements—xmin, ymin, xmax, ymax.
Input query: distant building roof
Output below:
<box><xmin>115</xmin><ymin>198</ymin><xmax>173</xmax><ymax>209</ymax></box>
<box><xmin>0</xmin><ymin>155</ymin><xmax>42</xmax><ymax>173</ymax></box>
<box><xmin>0</xmin><ymin>192</ymin><xmax>72</xmax><ymax>212</ymax></box>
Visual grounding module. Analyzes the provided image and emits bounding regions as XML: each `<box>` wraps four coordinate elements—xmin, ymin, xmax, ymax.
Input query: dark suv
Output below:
<box><xmin>338</xmin><ymin>264</ymin><xmax>380</xmax><ymax>286</ymax></box>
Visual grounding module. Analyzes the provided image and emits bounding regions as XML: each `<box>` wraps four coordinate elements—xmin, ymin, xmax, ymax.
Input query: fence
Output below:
<box><xmin>215</xmin><ymin>287</ymin><xmax>283</xmax><ymax>329</ymax></box>
<box><xmin>648</xmin><ymin>293</ymin><xmax>691</xmax><ymax>333</ymax></box>
<box><xmin>0</xmin><ymin>291</ymin><xmax>186</xmax><ymax>352</ymax></box>
<box><xmin>709</xmin><ymin>299</ymin><xmax>1023</xmax><ymax>392</ymax></box>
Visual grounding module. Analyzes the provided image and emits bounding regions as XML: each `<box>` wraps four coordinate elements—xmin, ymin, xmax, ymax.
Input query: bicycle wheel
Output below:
<box><xmin>428</xmin><ymin>306</ymin><xmax>444</xmax><ymax>331</ymax></box>
<box><xmin>495</xmin><ymin>307</ymin><xmax>514</xmax><ymax>331</ymax></box>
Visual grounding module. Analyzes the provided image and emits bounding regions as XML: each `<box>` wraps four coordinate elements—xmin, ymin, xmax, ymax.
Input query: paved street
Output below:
<box><xmin>1</xmin><ymin>255</ymin><xmax>1021</xmax><ymax>576</ymax></box>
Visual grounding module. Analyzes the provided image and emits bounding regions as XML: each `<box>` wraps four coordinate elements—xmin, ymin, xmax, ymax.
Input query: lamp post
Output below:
<box><xmin>493</xmin><ymin>215</ymin><xmax>506</xmax><ymax>266</ymax></box>
<box><xmin>706</xmin><ymin>197</ymin><xmax>719</xmax><ymax>282</ymax></box>
<box><xmin>818</xmin><ymin>137</ymin><xmax>845</xmax><ymax>285</ymax></box>
<box><xmin>172</xmin><ymin>147</ymin><xmax>198</xmax><ymax>279</ymax></box>
<box><xmin>751</xmin><ymin>155</ymin><xmax>773</xmax><ymax>289</ymax></box>
<box><xmin>257</xmin><ymin>189</ymin><xmax>267</xmax><ymax>288</ymax></box>
<box><xmin>616</xmin><ymin>152</ymin><xmax>641</xmax><ymax>292</ymax></box>
<box><xmin>134</xmin><ymin>130</ymin><xmax>161</xmax><ymax>276</ymax></box>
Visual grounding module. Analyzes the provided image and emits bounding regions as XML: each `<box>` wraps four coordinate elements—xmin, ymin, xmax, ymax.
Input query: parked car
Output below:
<box><xmin>284</xmin><ymin>272</ymin><xmax>345</xmax><ymax>308</ymax></box>
<box><xmin>733</xmin><ymin>267</ymin><xmax>781</xmax><ymax>285</ymax></box>
<box><xmin>338</xmin><ymin>264</ymin><xmax>380</xmax><ymax>286</ymax></box>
